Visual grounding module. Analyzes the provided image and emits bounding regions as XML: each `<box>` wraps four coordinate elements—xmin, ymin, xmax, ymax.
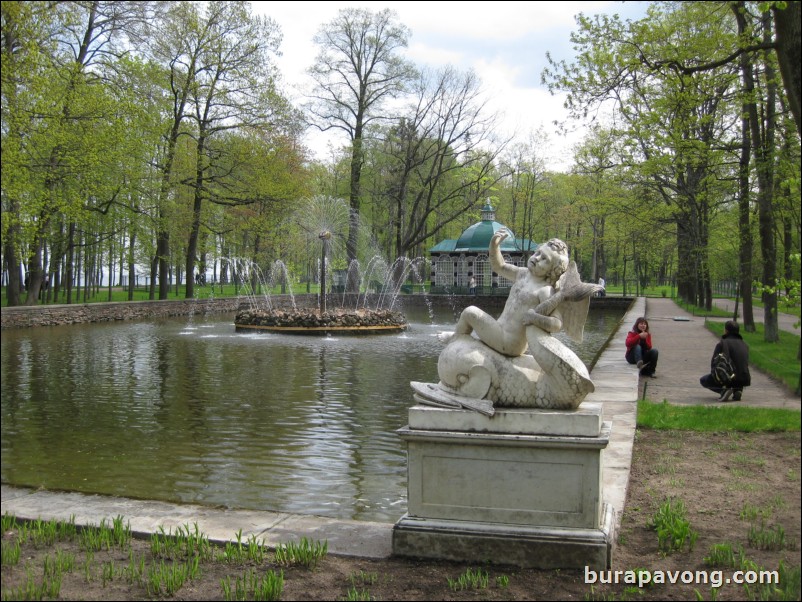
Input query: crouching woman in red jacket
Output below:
<box><xmin>625</xmin><ymin>317</ymin><xmax>658</xmax><ymax>377</ymax></box>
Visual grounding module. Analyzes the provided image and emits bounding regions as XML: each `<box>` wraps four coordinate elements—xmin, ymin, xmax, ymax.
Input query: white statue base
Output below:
<box><xmin>392</xmin><ymin>402</ymin><xmax>614</xmax><ymax>569</ymax></box>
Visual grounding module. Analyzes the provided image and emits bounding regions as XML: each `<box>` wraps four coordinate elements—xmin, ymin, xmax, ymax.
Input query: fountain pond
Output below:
<box><xmin>0</xmin><ymin>304</ymin><xmax>624</xmax><ymax>522</ymax></box>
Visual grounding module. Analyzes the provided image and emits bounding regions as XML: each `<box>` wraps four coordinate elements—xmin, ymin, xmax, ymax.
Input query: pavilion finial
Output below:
<box><xmin>481</xmin><ymin>200</ymin><xmax>495</xmax><ymax>222</ymax></box>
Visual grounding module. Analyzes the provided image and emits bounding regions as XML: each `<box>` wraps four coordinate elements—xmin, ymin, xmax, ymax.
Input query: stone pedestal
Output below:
<box><xmin>392</xmin><ymin>402</ymin><xmax>614</xmax><ymax>569</ymax></box>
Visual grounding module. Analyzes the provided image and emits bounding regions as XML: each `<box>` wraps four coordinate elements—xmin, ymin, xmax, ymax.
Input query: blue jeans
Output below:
<box><xmin>626</xmin><ymin>346</ymin><xmax>658</xmax><ymax>375</ymax></box>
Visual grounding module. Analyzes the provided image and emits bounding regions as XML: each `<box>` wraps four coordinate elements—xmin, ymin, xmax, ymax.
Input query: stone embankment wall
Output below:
<box><xmin>1</xmin><ymin>294</ymin><xmax>633</xmax><ymax>329</ymax></box>
<box><xmin>1</xmin><ymin>298</ymin><xmax>241</xmax><ymax>329</ymax></box>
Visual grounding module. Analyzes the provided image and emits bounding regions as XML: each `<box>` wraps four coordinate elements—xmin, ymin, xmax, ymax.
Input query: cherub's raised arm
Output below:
<box><xmin>489</xmin><ymin>229</ymin><xmax>519</xmax><ymax>281</ymax></box>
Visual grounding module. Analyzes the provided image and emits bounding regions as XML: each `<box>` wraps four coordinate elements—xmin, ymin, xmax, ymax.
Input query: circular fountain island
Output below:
<box><xmin>235</xmin><ymin>307</ymin><xmax>407</xmax><ymax>334</ymax></box>
<box><xmin>234</xmin><ymin>196</ymin><xmax>413</xmax><ymax>335</ymax></box>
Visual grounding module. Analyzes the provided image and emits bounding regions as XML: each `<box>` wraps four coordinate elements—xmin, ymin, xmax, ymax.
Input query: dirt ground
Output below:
<box><xmin>2</xmin><ymin>429</ymin><xmax>800</xmax><ymax>601</ymax></box>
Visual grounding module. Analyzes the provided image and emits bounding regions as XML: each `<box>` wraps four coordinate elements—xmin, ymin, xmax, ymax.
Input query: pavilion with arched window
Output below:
<box><xmin>428</xmin><ymin>201</ymin><xmax>536</xmax><ymax>294</ymax></box>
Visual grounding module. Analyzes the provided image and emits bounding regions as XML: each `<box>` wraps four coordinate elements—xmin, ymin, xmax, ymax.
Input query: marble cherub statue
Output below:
<box><xmin>412</xmin><ymin>230</ymin><xmax>603</xmax><ymax>416</ymax></box>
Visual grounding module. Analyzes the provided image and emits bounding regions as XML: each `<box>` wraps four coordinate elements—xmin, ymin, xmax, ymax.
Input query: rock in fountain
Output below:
<box><xmin>234</xmin><ymin>307</ymin><xmax>407</xmax><ymax>334</ymax></box>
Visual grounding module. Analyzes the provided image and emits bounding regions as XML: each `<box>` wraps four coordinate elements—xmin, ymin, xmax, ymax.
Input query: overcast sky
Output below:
<box><xmin>249</xmin><ymin>1</ymin><xmax>649</xmax><ymax>172</ymax></box>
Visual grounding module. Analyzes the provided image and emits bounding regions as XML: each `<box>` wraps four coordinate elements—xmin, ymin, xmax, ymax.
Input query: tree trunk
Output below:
<box><xmin>748</xmin><ymin>13</ymin><xmax>780</xmax><ymax>342</ymax></box>
<box><xmin>675</xmin><ymin>219</ymin><xmax>698</xmax><ymax>304</ymax></box>
<box><xmin>149</xmin><ymin>255</ymin><xmax>157</xmax><ymax>300</ymax></box>
<box><xmin>157</xmin><ymin>228</ymin><xmax>170</xmax><ymax>300</ymax></box>
<box><xmin>734</xmin><ymin>9</ymin><xmax>757</xmax><ymax>331</ymax></box>
<box><xmin>65</xmin><ymin>222</ymin><xmax>76</xmax><ymax>305</ymax></box>
<box><xmin>772</xmin><ymin>1</ymin><xmax>801</xmax><ymax>135</ymax></box>
<box><xmin>127</xmin><ymin>231</ymin><xmax>137</xmax><ymax>301</ymax></box>
<box><xmin>347</xmin><ymin>130</ymin><xmax>364</xmax><ymax>293</ymax></box>
<box><xmin>3</xmin><ymin>237</ymin><xmax>23</xmax><ymax>307</ymax></box>
<box><xmin>185</xmin><ymin>133</ymin><xmax>207</xmax><ymax>300</ymax></box>
<box><xmin>737</xmin><ymin>109</ymin><xmax>756</xmax><ymax>331</ymax></box>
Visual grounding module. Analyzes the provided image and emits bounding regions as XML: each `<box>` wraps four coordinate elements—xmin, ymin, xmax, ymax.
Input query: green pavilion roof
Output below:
<box><xmin>429</xmin><ymin>202</ymin><xmax>535</xmax><ymax>253</ymax></box>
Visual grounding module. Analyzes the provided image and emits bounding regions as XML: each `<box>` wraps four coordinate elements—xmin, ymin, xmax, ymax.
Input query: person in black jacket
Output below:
<box><xmin>700</xmin><ymin>320</ymin><xmax>751</xmax><ymax>402</ymax></box>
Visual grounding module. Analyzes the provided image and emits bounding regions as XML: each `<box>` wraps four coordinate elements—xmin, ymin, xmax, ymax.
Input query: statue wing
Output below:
<box><xmin>560</xmin><ymin>296</ymin><xmax>592</xmax><ymax>343</ymax></box>
<box><xmin>555</xmin><ymin>262</ymin><xmax>604</xmax><ymax>343</ymax></box>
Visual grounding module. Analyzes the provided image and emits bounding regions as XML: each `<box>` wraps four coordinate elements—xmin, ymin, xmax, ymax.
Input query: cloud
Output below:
<box><xmin>252</xmin><ymin>1</ymin><xmax>648</xmax><ymax>171</ymax></box>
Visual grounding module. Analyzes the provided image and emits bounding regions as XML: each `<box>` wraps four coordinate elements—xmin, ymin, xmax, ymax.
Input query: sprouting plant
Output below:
<box><xmin>748</xmin><ymin>519</ymin><xmax>786</xmax><ymax>551</ymax></box>
<box><xmin>82</xmin><ymin>550</ymin><xmax>95</xmax><ymax>582</ymax></box>
<box><xmin>770</xmin><ymin>495</ymin><xmax>788</xmax><ymax>510</ymax></box>
<box><xmin>221</xmin><ymin>568</ymin><xmax>283</xmax><ymax>601</ymax></box>
<box><xmin>631</xmin><ymin>567</ymin><xmax>653</xmax><ymax>587</ymax></box>
<box><xmin>447</xmin><ymin>567</ymin><xmax>489</xmax><ymax>591</ymax></box>
<box><xmin>1</xmin><ymin>539</ymin><xmax>21</xmax><ymax>566</ymax></box>
<box><xmin>221</xmin><ymin>529</ymin><xmax>247</xmax><ymax>564</ymax></box>
<box><xmin>693</xmin><ymin>587</ymin><xmax>720</xmax><ymax>601</ymax></box>
<box><xmin>342</xmin><ymin>586</ymin><xmax>372</xmax><ymax>601</ymax></box>
<box><xmin>145</xmin><ymin>557</ymin><xmax>199</xmax><ymax>597</ymax></box>
<box><xmin>109</xmin><ymin>515</ymin><xmax>132</xmax><ymax>548</ymax></box>
<box><xmin>733</xmin><ymin>453</ymin><xmax>766</xmax><ymax>468</ymax></box>
<box><xmin>349</xmin><ymin>570</ymin><xmax>378</xmax><ymax>586</ymax></box>
<box><xmin>123</xmin><ymin>550</ymin><xmax>146</xmax><ymax>586</ymax></box>
<box><xmin>655</xmin><ymin>455</ymin><xmax>677</xmax><ymax>475</ymax></box>
<box><xmin>647</xmin><ymin>498</ymin><xmax>698</xmax><ymax>554</ymax></box>
<box><xmin>30</xmin><ymin>517</ymin><xmax>60</xmax><ymax>548</ymax></box>
<box><xmin>1</xmin><ymin>513</ymin><xmax>17</xmax><ymax>533</ymax></box>
<box><xmin>704</xmin><ymin>543</ymin><xmax>738</xmax><ymax>567</ymax></box>
<box><xmin>740</xmin><ymin>503</ymin><xmax>762</xmax><ymax>522</ymax></box>
<box><xmin>583</xmin><ymin>584</ymin><xmax>618</xmax><ymax>601</ymax></box>
<box><xmin>274</xmin><ymin>537</ymin><xmax>328</xmax><ymax>569</ymax></box>
<box><xmin>246</xmin><ymin>534</ymin><xmax>266</xmax><ymax>563</ymax></box>
<box><xmin>80</xmin><ymin>517</ymin><xmax>127</xmax><ymax>553</ymax></box>
<box><xmin>741</xmin><ymin>561</ymin><xmax>799</xmax><ymax>601</ymax></box>
<box><xmin>101</xmin><ymin>560</ymin><xmax>115</xmax><ymax>586</ymax></box>
<box><xmin>252</xmin><ymin>569</ymin><xmax>284</xmax><ymax>601</ymax></box>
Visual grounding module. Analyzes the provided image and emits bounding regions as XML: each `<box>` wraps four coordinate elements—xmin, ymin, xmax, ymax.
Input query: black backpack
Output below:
<box><xmin>712</xmin><ymin>353</ymin><xmax>736</xmax><ymax>386</ymax></box>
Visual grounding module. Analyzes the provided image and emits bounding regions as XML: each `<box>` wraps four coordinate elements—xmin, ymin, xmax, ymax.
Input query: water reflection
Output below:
<box><xmin>0</xmin><ymin>306</ymin><xmax>622</xmax><ymax>522</ymax></box>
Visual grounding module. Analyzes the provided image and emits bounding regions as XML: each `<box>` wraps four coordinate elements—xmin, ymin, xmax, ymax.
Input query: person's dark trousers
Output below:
<box><xmin>626</xmin><ymin>346</ymin><xmax>658</xmax><ymax>376</ymax></box>
<box><xmin>700</xmin><ymin>373</ymin><xmax>725</xmax><ymax>395</ymax></box>
<box><xmin>701</xmin><ymin>373</ymin><xmax>744</xmax><ymax>397</ymax></box>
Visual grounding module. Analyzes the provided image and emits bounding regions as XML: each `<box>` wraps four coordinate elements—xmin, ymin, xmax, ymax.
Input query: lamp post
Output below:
<box><xmin>319</xmin><ymin>230</ymin><xmax>331</xmax><ymax>314</ymax></box>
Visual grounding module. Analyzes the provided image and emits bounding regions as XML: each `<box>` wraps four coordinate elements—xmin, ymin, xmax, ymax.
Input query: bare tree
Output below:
<box><xmin>307</xmin><ymin>8</ymin><xmax>415</xmax><ymax>290</ymax></box>
<box><xmin>377</xmin><ymin>66</ymin><xmax>509</xmax><ymax>260</ymax></box>
<box><xmin>498</xmin><ymin>132</ymin><xmax>549</xmax><ymax>256</ymax></box>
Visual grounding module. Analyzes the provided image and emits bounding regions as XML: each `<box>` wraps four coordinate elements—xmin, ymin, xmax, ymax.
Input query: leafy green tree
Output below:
<box><xmin>180</xmin><ymin>1</ymin><xmax>296</xmax><ymax>298</ymax></box>
<box><xmin>1</xmin><ymin>1</ymin><xmax>58</xmax><ymax>305</ymax></box>
<box><xmin>146</xmin><ymin>0</ymin><xmax>210</xmax><ymax>299</ymax></box>
<box><xmin>1</xmin><ymin>0</ymin><xmax>152</xmax><ymax>305</ymax></box>
<box><xmin>732</xmin><ymin>1</ymin><xmax>785</xmax><ymax>341</ymax></box>
<box><xmin>572</xmin><ymin>126</ymin><xmax>623</xmax><ymax>282</ymax></box>
<box><xmin>110</xmin><ymin>55</ymin><xmax>168</xmax><ymax>300</ymax></box>
<box><xmin>543</xmin><ymin>3</ymin><xmax>743</xmax><ymax>308</ymax></box>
